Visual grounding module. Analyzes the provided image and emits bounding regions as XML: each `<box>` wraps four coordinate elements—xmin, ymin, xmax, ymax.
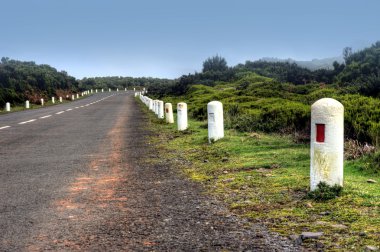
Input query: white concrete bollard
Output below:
<box><xmin>158</xmin><ymin>100</ymin><xmax>164</xmax><ymax>119</ymax></box>
<box><xmin>117</xmin><ymin>88</ymin><xmax>119</xmax><ymax>92</ymax></box>
<box><xmin>41</xmin><ymin>98</ymin><xmax>44</xmax><ymax>106</ymax></box>
<box><xmin>25</xmin><ymin>100</ymin><xmax>30</xmax><ymax>109</ymax></box>
<box><xmin>52</xmin><ymin>97</ymin><xmax>55</xmax><ymax>104</ymax></box>
<box><xmin>71</xmin><ymin>95</ymin><xmax>75</xmax><ymax>101</ymax></box>
<box><xmin>59</xmin><ymin>97</ymin><xmax>63</xmax><ymax>102</ymax></box>
<box><xmin>177</xmin><ymin>102</ymin><xmax>188</xmax><ymax>131</ymax></box>
<box><xmin>96</xmin><ymin>89</ymin><xmax>98</xmax><ymax>93</ymax></box>
<box><xmin>149</xmin><ymin>99</ymin><xmax>153</xmax><ymax>111</ymax></box>
<box><xmin>5</xmin><ymin>102</ymin><xmax>10</xmax><ymax>112</ymax></box>
<box><xmin>165</xmin><ymin>103</ymin><xmax>174</xmax><ymax>124</ymax></box>
<box><xmin>109</xmin><ymin>88</ymin><xmax>111</xmax><ymax>92</ymax></box>
<box><xmin>102</xmin><ymin>89</ymin><xmax>104</xmax><ymax>92</ymax></box>
<box><xmin>133</xmin><ymin>88</ymin><xmax>135</xmax><ymax>91</ymax></box>
<box><xmin>154</xmin><ymin>100</ymin><xmax>159</xmax><ymax>115</ymax></box>
<box><xmin>125</xmin><ymin>88</ymin><xmax>127</xmax><ymax>91</ymax></box>
<box><xmin>76</xmin><ymin>94</ymin><xmax>79</xmax><ymax>98</ymax></box>
<box><xmin>310</xmin><ymin>98</ymin><xmax>344</xmax><ymax>191</ymax></box>
<box><xmin>207</xmin><ymin>101</ymin><xmax>224</xmax><ymax>143</ymax></box>
<box><xmin>91</xmin><ymin>89</ymin><xmax>93</xmax><ymax>93</ymax></box>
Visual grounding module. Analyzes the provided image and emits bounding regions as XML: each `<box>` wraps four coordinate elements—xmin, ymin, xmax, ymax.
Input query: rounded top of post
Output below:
<box><xmin>311</xmin><ymin>98</ymin><xmax>343</xmax><ymax>112</ymax></box>
<box><xmin>165</xmin><ymin>102</ymin><xmax>172</xmax><ymax>107</ymax></box>
<box><xmin>207</xmin><ymin>100</ymin><xmax>222</xmax><ymax>107</ymax></box>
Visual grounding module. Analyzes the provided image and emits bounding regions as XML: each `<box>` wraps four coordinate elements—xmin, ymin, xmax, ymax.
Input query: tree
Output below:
<box><xmin>202</xmin><ymin>55</ymin><xmax>228</xmax><ymax>73</ymax></box>
<box><xmin>343</xmin><ymin>47</ymin><xmax>353</xmax><ymax>64</ymax></box>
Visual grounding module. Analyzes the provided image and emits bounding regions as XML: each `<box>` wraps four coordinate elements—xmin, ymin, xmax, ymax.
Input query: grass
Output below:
<box><xmin>139</xmin><ymin>99</ymin><xmax>380</xmax><ymax>251</ymax></box>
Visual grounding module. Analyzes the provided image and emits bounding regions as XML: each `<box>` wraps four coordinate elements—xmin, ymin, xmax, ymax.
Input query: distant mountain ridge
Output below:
<box><xmin>260</xmin><ymin>56</ymin><xmax>344</xmax><ymax>70</ymax></box>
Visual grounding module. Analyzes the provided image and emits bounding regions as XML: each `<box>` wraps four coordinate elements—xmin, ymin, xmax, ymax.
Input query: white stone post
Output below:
<box><xmin>207</xmin><ymin>101</ymin><xmax>224</xmax><ymax>143</ymax></box>
<box><xmin>133</xmin><ymin>88</ymin><xmax>136</xmax><ymax>91</ymax></box>
<box><xmin>96</xmin><ymin>89</ymin><xmax>98</xmax><ymax>93</ymax></box>
<box><xmin>177</xmin><ymin>102</ymin><xmax>188</xmax><ymax>131</ymax></box>
<box><xmin>59</xmin><ymin>97</ymin><xmax>63</xmax><ymax>103</ymax></box>
<box><xmin>41</xmin><ymin>98</ymin><xmax>44</xmax><ymax>106</ymax></box>
<box><xmin>149</xmin><ymin>99</ymin><xmax>153</xmax><ymax>111</ymax></box>
<box><xmin>52</xmin><ymin>97</ymin><xmax>55</xmax><ymax>104</ymax></box>
<box><xmin>5</xmin><ymin>102</ymin><xmax>10</xmax><ymax>112</ymax></box>
<box><xmin>25</xmin><ymin>100</ymin><xmax>30</xmax><ymax>109</ymax></box>
<box><xmin>125</xmin><ymin>88</ymin><xmax>127</xmax><ymax>91</ymax></box>
<box><xmin>310</xmin><ymin>98</ymin><xmax>344</xmax><ymax>191</ymax></box>
<box><xmin>117</xmin><ymin>88</ymin><xmax>119</xmax><ymax>92</ymax></box>
<box><xmin>165</xmin><ymin>103</ymin><xmax>174</xmax><ymax>123</ymax></box>
<box><xmin>154</xmin><ymin>100</ymin><xmax>159</xmax><ymax>115</ymax></box>
<box><xmin>91</xmin><ymin>89</ymin><xmax>93</xmax><ymax>93</ymax></box>
<box><xmin>71</xmin><ymin>95</ymin><xmax>75</xmax><ymax>101</ymax></box>
<box><xmin>76</xmin><ymin>94</ymin><xmax>79</xmax><ymax>99</ymax></box>
<box><xmin>102</xmin><ymin>89</ymin><xmax>104</xmax><ymax>92</ymax></box>
<box><xmin>158</xmin><ymin>101</ymin><xmax>164</xmax><ymax>119</ymax></box>
<box><xmin>109</xmin><ymin>88</ymin><xmax>111</xmax><ymax>92</ymax></box>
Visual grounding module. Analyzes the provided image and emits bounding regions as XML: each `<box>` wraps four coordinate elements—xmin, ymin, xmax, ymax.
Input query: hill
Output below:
<box><xmin>260</xmin><ymin>56</ymin><xmax>344</xmax><ymax>70</ymax></box>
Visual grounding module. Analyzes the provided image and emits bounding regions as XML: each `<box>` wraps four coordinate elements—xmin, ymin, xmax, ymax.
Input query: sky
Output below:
<box><xmin>1</xmin><ymin>0</ymin><xmax>380</xmax><ymax>79</ymax></box>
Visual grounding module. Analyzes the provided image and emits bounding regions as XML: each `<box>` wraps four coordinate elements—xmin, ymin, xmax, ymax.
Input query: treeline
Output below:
<box><xmin>0</xmin><ymin>57</ymin><xmax>79</xmax><ymax>106</ymax></box>
<box><xmin>79</xmin><ymin>76</ymin><xmax>175</xmax><ymax>94</ymax></box>
<box><xmin>160</xmin><ymin>42</ymin><xmax>380</xmax><ymax>98</ymax></box>
<box><xmin>0</xmin><ymin>57</ymin><xmax>175</xmax><ymax>107</ymax></box>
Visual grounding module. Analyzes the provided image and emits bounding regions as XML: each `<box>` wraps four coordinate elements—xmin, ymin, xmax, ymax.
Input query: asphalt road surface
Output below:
<box><xmin>0</xmin><ymin>93</ymin><xmax>300</xmax><ymax>251</ymax></box>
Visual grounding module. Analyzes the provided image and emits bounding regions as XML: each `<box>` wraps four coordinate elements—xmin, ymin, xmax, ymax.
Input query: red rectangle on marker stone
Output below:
<box><xmin>316</xmin><ymin>124</ymin><xmax>325</xmax><ymax>143</ymax></box>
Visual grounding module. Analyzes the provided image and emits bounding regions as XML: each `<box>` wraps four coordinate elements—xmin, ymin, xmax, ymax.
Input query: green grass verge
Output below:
<box><xmin>139</xmin><ymin>99</ymin><xmax>380</xmax><ymax>251</ymax></box>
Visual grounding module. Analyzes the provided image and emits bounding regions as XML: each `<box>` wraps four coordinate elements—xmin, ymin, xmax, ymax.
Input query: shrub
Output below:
<box><xmin>345</xmin><ymin>139</ymin><xmax>376</xmax><ymax>160</ymax></box>
<box><xmin>361</xmin><ymin>151</ymin><xmax>380</xmax><ymax>173</ymax></box>
<box><xmin>307</xmin><ymin>182</ymin><xmax>343</xmax><ymax>201</ymax></box>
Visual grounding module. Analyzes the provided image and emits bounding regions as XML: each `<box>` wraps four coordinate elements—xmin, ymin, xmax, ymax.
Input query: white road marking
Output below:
<box><xmin>56</xmin><ymin>111</ymin><xmax>65</xmax><ymax>115</ymax></box>
<box><xmin>0</xmin><ymin>126</ymin><xmax>11</xmax><ymax>130</ymax></box>
<box><xmin>75</xmin><ymin>107</ymin><xmax>80</xmax><ymax>109</ymax></box>
<box><xmin>66</xmin><ymin>108</ymin><xmax>73</xmax><ymax>111</ymax></box>
<box><xmin>18</xmin><ymin>119</ymin><xmax>36</xmax><ymax>125</ymax></box>
<box><xmin>39</xmin><ymin>115</ymin><xmax>52</xmax><ymax>119</ymax></box>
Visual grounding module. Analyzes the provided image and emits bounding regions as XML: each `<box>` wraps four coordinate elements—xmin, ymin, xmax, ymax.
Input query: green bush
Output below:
<box><xmin>307</xmin><ymin>182</ymin><xmax>343</xmax><ymax>201</ymax></box>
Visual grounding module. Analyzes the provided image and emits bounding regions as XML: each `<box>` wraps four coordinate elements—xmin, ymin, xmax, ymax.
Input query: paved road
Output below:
<box><xmin>0</xmin><ymin>92</ymin><xmax>126</xmax><ymax>250</ymax></box>
<box><xmin>0</xmin><ymin>93</ymin><xmax>300</xmax><ymax>251</ymax></box>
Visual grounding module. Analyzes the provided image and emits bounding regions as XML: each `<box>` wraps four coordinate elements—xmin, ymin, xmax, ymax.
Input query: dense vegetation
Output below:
<box><xmin>0</xmin><ymin>57</ymin><xmax>79</xmax><ymax>106</ymax></box>
<box><xmin>159</xmin><ymin>42</ymin><xmax>380</xmax><ymax>97</ymax></box>
<box><xmin>152</xmin><ymin>42</ymin><xmax>380</xmax><ymax>148</ymax></box>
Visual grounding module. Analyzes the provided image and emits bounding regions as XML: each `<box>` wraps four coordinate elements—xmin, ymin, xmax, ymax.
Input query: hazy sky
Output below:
<box><xmin>1</xmin><ymin>0</ymin><xmax>380</xmax><ymax>79</ymax></box>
